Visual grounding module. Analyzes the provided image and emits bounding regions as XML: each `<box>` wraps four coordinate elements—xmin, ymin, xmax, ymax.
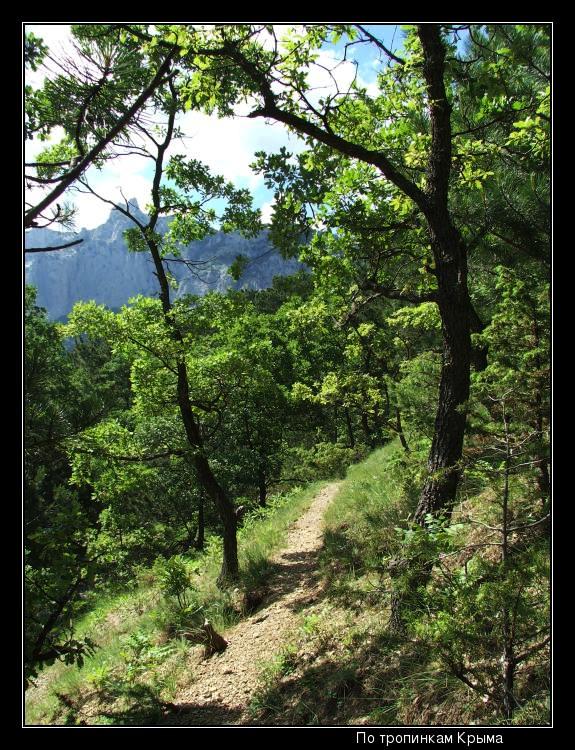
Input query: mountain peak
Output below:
<box><xmin>25</xmin><ymin>223</ymin><xmax>304</xmax><ymax>321</ymax></box>
<box><xmin>108</xmin><ymin>198</ymin><xmax>146</xmax><ymax>222</ymax></box>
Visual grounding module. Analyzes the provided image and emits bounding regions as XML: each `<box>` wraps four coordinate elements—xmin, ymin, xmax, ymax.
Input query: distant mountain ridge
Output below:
<box><xmin>25</xmin><ymin>201</ymin><xmax>303</xmax><ymax>320</ymax></box>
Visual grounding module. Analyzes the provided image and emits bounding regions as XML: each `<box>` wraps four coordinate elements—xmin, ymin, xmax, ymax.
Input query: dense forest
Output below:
<box><xmin>24</xmin><ymin>23</ymin><xmax>550</xmax><ymax>728</ymax></box>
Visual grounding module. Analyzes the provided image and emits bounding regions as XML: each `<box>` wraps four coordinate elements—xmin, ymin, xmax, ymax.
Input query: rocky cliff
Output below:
<box><xmin>25</xmin><ymin>203</ymin><xmax>303</xmax><ymax>320</ymax></box>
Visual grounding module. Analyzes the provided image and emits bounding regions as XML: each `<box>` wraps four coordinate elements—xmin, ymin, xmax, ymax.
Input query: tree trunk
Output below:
<box><xmin>30</xmin><ymin>572</ymin><xmax>85</xmax><ymax>667</ymax></box>
<box><xmin>236</xmin><ymin>25</ymin><xmax>472</xmax><ymax>525</ymax></box>
<box><xmin>219</xmin><ymin>517</ymin><xmax>239</xmax><ymax>585</ymax></box>
<box><xmin>149</xmin><ymin>239</ymin><xmax>239</xmax><ymax>583</ymax></box>
<box><xmin>193</xmin><ymin>449</ymin><xmax>238</xmax><ymax>584</ymax></box>
<box><xmin>230</xmin><ymin>24</ymin><xmax>476</xmax><ymax>626</ymax></box>
<box><xmin>395</xmin><ymin>406</ymin><xmax>410</xmax><ymax>453</ymax></box>
<box><xmin>75</xmin><ymin>90</ymin><xmax>240</xmax><ymax>586</ymax></box>
<box><xmin>195</xmin><ymin>493</ymin><xmax>205</xmax><ymax>551</ymax></box>
<box><xmin>144</xmin><ymin>99</ymin><xmax>239</xmax><ymax>585</ymax></box>
<box><xmin>344</xmin><ymin>407</ymin><xmax>355</xmax><ymax>448</ymax></box>
<box><xmin>392</xmin><ymin>24</ymin><xmax>473</xmax><ymax>630</ymax></box>
<box><xmin>414</xmin><ymin>238</ymin><xmax>471</xmax><ymax>525</ymax></box>
<box><xmin>469</xmin><ymin>303</ymin><xmax>488</xmax><ymax>372</ymax></box>
<box><xmin>406</xmin><ymin>27</ymin><xmax>471</xmax><ymax>525</ymax></box>
<box><xmin>258</xmin><ymin>469</ymin><xmax>267</xmax><ymax>508</ymax></box>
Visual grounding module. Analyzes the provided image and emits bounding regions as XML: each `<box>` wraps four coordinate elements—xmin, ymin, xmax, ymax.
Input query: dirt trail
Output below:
<box><xmin>163</xmin><ymin>481</ymin><xmax>340</xmax><ymax>725</ymax></box>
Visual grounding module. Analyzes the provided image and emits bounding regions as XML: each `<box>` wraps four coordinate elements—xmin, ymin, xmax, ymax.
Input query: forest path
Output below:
<box><xmin>163</xmin><ymin>481</ymin><xmax>341</xmax><ymax>726</ymax></box>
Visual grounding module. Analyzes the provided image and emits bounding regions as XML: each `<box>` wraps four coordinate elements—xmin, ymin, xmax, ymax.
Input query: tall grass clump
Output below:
<box><xmin>322</xmin><ymin>439</ymin><xmax>421</xmax><ymax>579</ymax></box>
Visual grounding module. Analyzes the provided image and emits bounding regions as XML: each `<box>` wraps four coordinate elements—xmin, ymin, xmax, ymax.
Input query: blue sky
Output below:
<box><xmin>25</xmin><ymin>24</ymin><xmax>408</xmax><ymax>231</ymax></box>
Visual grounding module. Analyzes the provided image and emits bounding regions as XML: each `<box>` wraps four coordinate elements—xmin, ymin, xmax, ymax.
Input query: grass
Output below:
<box><xmin>24</xmin><ymin>589</ymin><xmax>164</xmax><ymax>725</ymax></box>
<box><xmin>245</xmin><ymin>439</ymin><xmax>550</xmax><ymax>727</ymax></box>
<box><xmin>320</xmin><ymin>439</ymin><xmax>416</xmax><ymax>604</ymax></box>
<box><xmin>248</xmin><ymin>644</ymin><xmax>300</xmax><ymax>717</ymax></box>
<box><xmin>25</xmin><ymin>480</ymin><xmax>326</xmax><ymax>726</ymax></box>
<box><xmin>26</xmin><ymin>441</ymin><xmax>550</xmax><ymax>727</ymax></box>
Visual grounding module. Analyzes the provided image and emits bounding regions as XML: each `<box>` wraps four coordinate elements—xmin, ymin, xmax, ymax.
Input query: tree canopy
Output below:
<box><xmin>24</xmin><ymin>23</ymin><xmax>550</xmax><ymax>725</ymax></box>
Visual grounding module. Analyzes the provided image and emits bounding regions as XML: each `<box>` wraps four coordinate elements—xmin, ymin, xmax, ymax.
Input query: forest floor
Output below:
<box><xmin>159</xmin><ymin>481</ymin><xmax>341</xmax><ymax>726</ymax></box>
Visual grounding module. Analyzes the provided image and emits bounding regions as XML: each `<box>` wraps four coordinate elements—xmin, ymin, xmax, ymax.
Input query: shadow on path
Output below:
<box><xmin>159</xmin><ymin>700</ymin><xmax>244</xmax><ymax>726</ymax></box>
<box><xmin>261</xmin><ymin>549</ymin><xmax>322</xmax><ymax>606</ymax></box>
<box><xmin>164</xmin><ymin>484</ymin><xmax>341</xmax><ymax>726</ymax></box>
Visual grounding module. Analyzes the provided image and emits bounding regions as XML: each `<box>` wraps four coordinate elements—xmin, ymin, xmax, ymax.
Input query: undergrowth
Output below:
<box><xmin>26</xmin><ymin>438</ymin><xmax>550</xmax><ymax>727</ymax></box>
<box><xmin>246</xmin><ymin>439</ymin><xmax>550</xmax><ymax>727</ymax></box>
<box><xmin>25</xmin><ymin>480</ymin><xmax>324</xmax><ymax>725</ymax></box>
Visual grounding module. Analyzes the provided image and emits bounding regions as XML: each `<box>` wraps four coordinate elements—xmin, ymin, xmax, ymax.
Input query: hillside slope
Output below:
<box><xmin>25</xmin><ymin>444</ymin><xmax>549</xmax><ymax>727</ymax></box>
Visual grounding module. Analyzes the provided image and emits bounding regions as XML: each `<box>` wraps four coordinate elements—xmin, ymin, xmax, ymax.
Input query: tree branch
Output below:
<box><xmin>25</xmin><ymin>238</ymin><xmax>84</xmax><ymax>254</ymax></box>
<box><xmin>25</xmin><ymin>49</ymin><xmax>177</xmax><ymax>228</ymax></box>
<box><xmin>514</xmin><ymin>635</ymin><xmax>550</xmax><ymax>665</ymax></box>
<box><xmin>355</xmin><ymin>25</ymin><xmax>405</xmax><ymax>65</ymax></box>
<box><xmin>364</xmin><ymin>279</ymin><xmax>437</xmax><ymax>304</ymax></box>
<box><xmin>219</xmin><ymin>41</ymin><xmax>429</xmax><ymax>215</ymax></box>
<box><xmin>71</xmin><ymin>446</ymin><xmax>188</xmax><ymax>463</ymax></box>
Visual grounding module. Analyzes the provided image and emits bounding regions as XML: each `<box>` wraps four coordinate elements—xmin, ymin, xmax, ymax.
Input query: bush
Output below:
<box><xmin>151</xmin><ymin>555</ymin><xmax>206</xmax><ymax>638</ymax></box>
<box><xmin>153</xmin><ymin>555</ymin><xmax>199</xmax><ymax>609</ymax></box>
<box><xmin>398</xmin><ymin>518</ymin><xmax>550</xmax><ymax>723</ymax></box>
<box><xmin>283</xmin><ymin>442</ymin><xmax>369</xmax><ymax>483</ymax></box>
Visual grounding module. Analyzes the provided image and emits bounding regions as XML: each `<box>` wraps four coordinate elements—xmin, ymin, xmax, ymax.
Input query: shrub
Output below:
<box><xmin>283</xmin><ymin>442</ymin><xmax>369</xmax><ymax>483</ymax></box>
<box><xmin>153</xmin><ymin>555</ymin><xmax>198</xmax><ymax>609</ymax></box>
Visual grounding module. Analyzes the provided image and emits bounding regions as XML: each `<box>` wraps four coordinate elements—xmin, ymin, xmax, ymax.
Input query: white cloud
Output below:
<box><xmin>260</xmin><ymin>199</ymin><xmax>275</xmax><ymax>224</ymax></box>
<box><xmin>72</xmin><ymin>175</ymin><xmax>153</xmax><ymax>230</ymax></box>
<box><xmin>69</xmin><ymin>152</ymin><xmax>154</xmax><ymax>229</ymax></box>
<box><xmin>306</xmin><ymin>49</ymin><xmax>380</xmax><ymax>103</ymax></box>
<box><xmin>68</xmin><ymin>191</ymin><xmax>115</xmax><ymax>230</ymax></box>
<box><xmin>24</xmin><ymin>23</ymin><xmax>382</xmax><ymax>232</ymax></box>
<box><xmin>68</xmin><ymin>108</ymin><xmax>306</xmax><ymax>229</ymax></box>
<box><xmin>168</xmin><ymin>110</ymin><xmax>305</xmax><ymax>189</ymax></box>
<box><xmin>25</xmin><ymin>23</ymin><xmax>71</xmax><ymax>49</ymax></box>
<box><xmin>257</xmin><ymin>24</ymin><xmax>304</xmax><ymax>51</ymax></box>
